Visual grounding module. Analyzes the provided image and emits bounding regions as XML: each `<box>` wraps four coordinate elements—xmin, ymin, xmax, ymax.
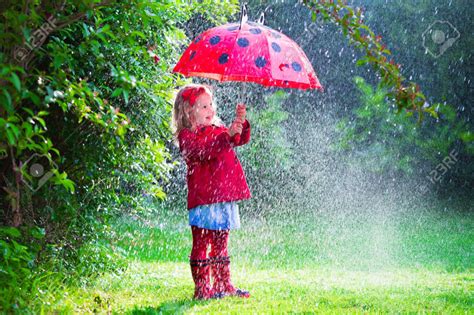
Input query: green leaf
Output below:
<box><xmin>82</xmin><ymin>23</ymin><xmax>91</xmax><ymax>37</ymax></box>
<box><xmin>9</xmin><ymin>124</ymin><xmax>20</xmax><ymax>139</ymax></box>
<box><xmin>131</xmin><ymin>31</ymin><xmax>146</xmax><ymax>39</ymax></box>
<box><xmin>0</xmin><ymin>227</ymin><xmax>21</xmax><ymax>238</ymax></box>
<box><xmin>0</xmin><ymin>66</ymin><xmax>9</xmax><ymax>76</ymax></box>
<box><xmin>10</xmin><ymin>73</ymin><xmax>21</xmax><ymax>92</ymax></box>
<box><xmin>22</xmin><ymin>121</ymin><xmax>33</xmax><ymax>137</ymax></box>
<box><xmin>53</xmin><ymin>54</ymin><xmax>65</xmax><ymax>70</ymax></box>
<box><xmin>111</xmin><ymin>88</ymin><xmax>123</xmax><ymax>97</ymax></box>
<box><xmin>26</xmin><ymin>91</ymin><xmax>41</xmax><ymax>105</ymax></box>
<box><xmin>122</xmin><ymin>89</ymin><xmax>129</xmax><ymax>104</ymax></box>
<box><xmin>424</xmin><ymin>106</ymin><xmax>438</xmax><ymax>119</ymax></box>
<box><xmin>30</xmin><ymin>226</ymin><xmax>46</xmax><ymax>239</ymax></box>
<box><xmin>2</xmin><ymin>89</ymin><xmax>13</xmax><ymax>113</ymax></box>
<box><xmin>460</xmin><ymin>131</ymin><xmax>473</xmax><ymax>143</ymax></box>
<box><xmin>6</xmin><ymin>128</ymin><xmax>16</xmax><ymax>144</ymax></box>
<box><xmin>35</xmin><ymin>117</ymin><xmax>46</xmax><ymax>127</ymax></box>
<box><xmin>22</xmin><ymin>107</ymin><xmax>34</xmax><ymax>116</ymax></box>
<box><xmin>356</xmin><ymin>58</ymin><xmax>368</xmax><ymax>66</ymax></box>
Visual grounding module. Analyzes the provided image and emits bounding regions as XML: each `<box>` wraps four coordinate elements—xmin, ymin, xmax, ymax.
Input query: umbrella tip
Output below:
<box><xmin>257</xmin><ymin>12</ymin><xmax>265</xmax><ymax>25</ymax></box>
<box><xmin>239</xmin><ymin>3</ymin><xmax>248</xmax><ymax>30</ymax></box>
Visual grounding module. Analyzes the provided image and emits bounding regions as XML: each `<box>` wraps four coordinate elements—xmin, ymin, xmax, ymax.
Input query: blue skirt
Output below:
<box><xmin>188</xmin><ymin>201</ymin><xmax>241</xmax><ymax>230</ymax></box>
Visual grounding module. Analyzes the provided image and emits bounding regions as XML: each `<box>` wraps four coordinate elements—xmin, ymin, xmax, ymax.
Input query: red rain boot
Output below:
<box><xmin>210</xmin><ymin>255</ymin><xmax>250</xmax><ymax>298</ymax></box>
<box><xmin>190</xmin><ymin>258</ymin><xmax>214</xmax><ymax>300</ymax></box>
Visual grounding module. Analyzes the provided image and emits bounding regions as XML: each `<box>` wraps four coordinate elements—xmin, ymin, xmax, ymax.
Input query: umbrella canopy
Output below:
<box><xmin>172</xmin><ymin>4</ymin><xmax>322</xmax><ymax>90</ymax></box>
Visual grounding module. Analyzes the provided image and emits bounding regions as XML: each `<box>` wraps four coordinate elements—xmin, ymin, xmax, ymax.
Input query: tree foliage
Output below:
<box><xmin>0</xmin><ymin>0</ymin><xmax>238</xmax><ymax>311</ymax></box>
<box><xmin>334</xmin><ymin>76</ymin><xmax>472</xmax><ymax>178</ymax></box>
<box><xmin>303</xmin><ymin>0</ymin><xmax>437</xmax><ymax>122</ymax></box>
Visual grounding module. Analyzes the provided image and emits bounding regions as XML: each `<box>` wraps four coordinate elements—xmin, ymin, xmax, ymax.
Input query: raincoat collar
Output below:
<box><xmin>192</xmin><ymin>124</ymin><xmax>218</xmax><ymax>134</ymax></box>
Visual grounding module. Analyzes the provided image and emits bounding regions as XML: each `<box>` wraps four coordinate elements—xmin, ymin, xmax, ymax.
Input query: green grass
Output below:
<box><xmin>46</xmin><ymin>206</ymin><xmax>473</xmax><ymax>314</ymax></box>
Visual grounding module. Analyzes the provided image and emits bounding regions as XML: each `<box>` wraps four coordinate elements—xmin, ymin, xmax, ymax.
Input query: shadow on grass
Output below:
<box><xmin>127</xmin><ymin>298</ymin><xmax>214</xmax><ymax>315</ymax></box>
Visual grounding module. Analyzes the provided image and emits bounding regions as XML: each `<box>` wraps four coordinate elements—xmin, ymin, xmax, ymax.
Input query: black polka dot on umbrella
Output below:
<box><xmin>255</xmin><ymin>56</ymin><xmax>267</xmax><ymax>68</ymax></box>
<box><xmin>271</xmin><ymin>42</ymin><xmax>281</xmax><ymax>52</ymax></box>
<box><xmin>194</xmin><ymin>36</ymin><xmax>202</xmax><ymax>43</ymax></box>
<box><xmin>271</xmin><ymin>31</ymin><xmax>282</xmax><ymax>38</ymax></box>
<box><xmin>218</xmin><ymin>53</ymin><xmax>229</xmax><ymax>64</ymax></box>
<box><xmin>237</xmin><ymin>38</ymin><xmax>249</xmax><ymax>47</ymax></box>
<box><xmin>249</xmin><ymin>28</ymin><xmax>262</xmax><ymax>35</ymax></box>
<box><xmin>227</xmin><ymin>26</ymin><xmax>239</xmax><ymax>31</ymax></box>
<box><xmin>189</xmin><ymin>51</ymin><xmax>196</xmax><ymax>60</ymax></box>
<box><xmin>210</xmin><ymin>36</ymin><xmax>221</xmax><ymax>45</ymax></box>
<box><xmin>292</xmin><ymin>62</ymin><xmax>302</xmax><ymax>72</ymax></box>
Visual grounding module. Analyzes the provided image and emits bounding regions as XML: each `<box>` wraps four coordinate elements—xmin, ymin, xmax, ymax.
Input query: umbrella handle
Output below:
<box><xmin>233</xmin><ymin>84</ymin><xmax>247</xmax><ymax>145</ymax></box>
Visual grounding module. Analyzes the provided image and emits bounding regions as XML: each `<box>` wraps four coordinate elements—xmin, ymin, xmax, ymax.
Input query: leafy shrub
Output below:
<box><xmin>0</xmin><ymin>226</ymin><xmax>44</xmax><ymax>311</ymax></box>
<box><xmin>334</xmin><ymin>76</ymin><xmax>473</xmax><ymax>181</ymax></box>
<box><xmin>0</xmin><ymin>1</ymin><xmax>239</xmax><ymax>312</ymax></box>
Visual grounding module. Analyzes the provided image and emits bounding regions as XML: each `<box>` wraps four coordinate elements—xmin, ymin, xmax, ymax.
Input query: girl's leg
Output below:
<box><xmin>189</xmin><ymin>225</ymin><xmax>213</xmax><ymax>299</ymax></box>
<box><xmin>209</xmin><ymin>229</ymin><xmax>250</xmax><ymax>298</ymax></box>
<box><xmin>190</xmin><ymin>225</ymin><xmax>212</xmax><ymax>259</ymax></box>
<box><xmin>209</xmin><ymin>228</ymin><xmax>229</xmax><ymax>257</ymax></box>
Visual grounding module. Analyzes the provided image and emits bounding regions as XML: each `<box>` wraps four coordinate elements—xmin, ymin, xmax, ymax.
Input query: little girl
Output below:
<box><xmin>172</xmin><ymin>83</ymin><xmax>252</xmax><ymax>300</ymax></box>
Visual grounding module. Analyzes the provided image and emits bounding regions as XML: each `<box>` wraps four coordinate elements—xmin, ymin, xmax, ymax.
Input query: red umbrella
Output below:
<box><xmin>172</xmin><ymin>3</ymin><xmax>323</xmax><ymax>141</ymax></box>
<box><xmin>173</xmin><ymin>4</ymin><xmax>322</xmax><ymax>90</ymax></box>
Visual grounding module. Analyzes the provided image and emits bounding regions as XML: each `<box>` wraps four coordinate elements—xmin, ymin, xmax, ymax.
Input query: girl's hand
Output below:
<box><xmin>228</xmin><ymin>121</ymin><xmax>243</xmax><ymax>137</ymax></box>
<box><xmin>235</xmin><ymin>103</ymin><xmax>246</xmax><ymax>124</ymax></box>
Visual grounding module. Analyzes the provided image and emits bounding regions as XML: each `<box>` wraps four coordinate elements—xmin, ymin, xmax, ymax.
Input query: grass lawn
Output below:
<box><xmin>48</xmin><ymin>204</ymin><xmax>473</xmax><ymax>314</ymax></box>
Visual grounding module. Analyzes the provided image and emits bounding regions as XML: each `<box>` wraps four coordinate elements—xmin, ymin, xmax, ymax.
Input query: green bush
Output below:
<box><xmin>0</xmin><ymin>1</ymin><xmax>239</xmax><ymax>312</ymax></box>
<box><xmin>0</xmin><ymin>226</ymin><xmax>43</xmax><ymax>311</ymax></box>
<box><xmin>334</xmin><ymin>76</ymin><xmax>473</xmax><ymax>179</ymax></box>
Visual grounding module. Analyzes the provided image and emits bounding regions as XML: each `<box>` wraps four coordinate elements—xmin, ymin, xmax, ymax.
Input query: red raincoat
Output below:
<box><xmin>178</xmin><ymin>119</ymin><xmax>252</xmax><ymax>210</ymax></box>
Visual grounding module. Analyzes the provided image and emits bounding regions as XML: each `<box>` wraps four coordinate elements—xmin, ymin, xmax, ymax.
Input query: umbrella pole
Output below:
<box><xmin>240</xmin><ymin>84</ymin><xmax>246</xmax><ymax>105</ymax></box>
<box><xmin>233</xmin><ymin>84</ymin><xmax>247</xmax><ymax>145</ymax></box>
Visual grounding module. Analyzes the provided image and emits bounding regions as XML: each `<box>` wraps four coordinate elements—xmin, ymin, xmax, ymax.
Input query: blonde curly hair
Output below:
<box><xmin>171</xmin><ymin>83</ymin><xmax>223</xmax><ymax>146</ymax></box>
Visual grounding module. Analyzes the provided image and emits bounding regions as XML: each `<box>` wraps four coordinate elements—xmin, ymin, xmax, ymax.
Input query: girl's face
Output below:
<box><xmin>188</xmin><ymin>91</ymin><xmax>215</xmax><ymax>127</ymax></box>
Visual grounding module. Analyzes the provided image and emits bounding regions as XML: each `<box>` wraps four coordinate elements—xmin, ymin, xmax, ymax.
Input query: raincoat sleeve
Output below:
<box><xmin>231</xmin><ymin>119</ymin><xmax>251</xmax><ymax>147</ymax></box>
<box><xmin>178</xmin><ymin>128</ymin><xmax>232</xmax><ymax>161</ymax></box>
